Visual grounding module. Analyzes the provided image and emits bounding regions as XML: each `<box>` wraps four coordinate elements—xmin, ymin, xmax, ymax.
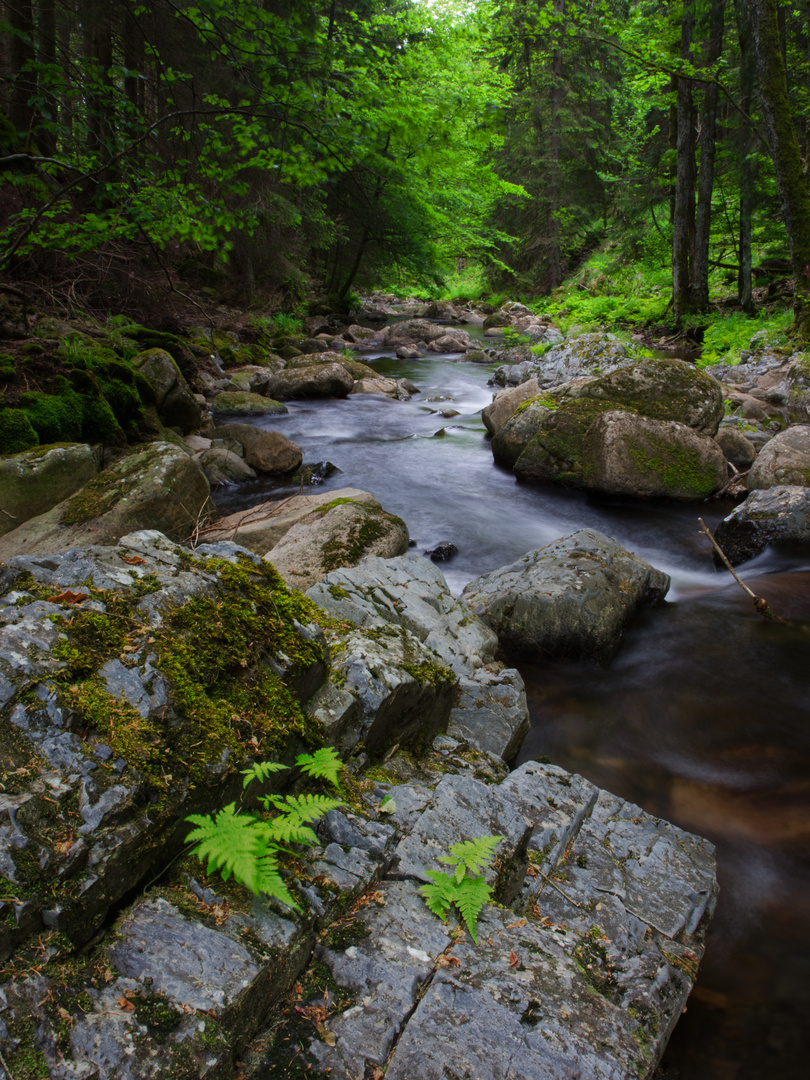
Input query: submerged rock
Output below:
<box><xmin>462</xmin><ymin>528</ymin><xmax>670</xmax><ymax>660</ymax></box>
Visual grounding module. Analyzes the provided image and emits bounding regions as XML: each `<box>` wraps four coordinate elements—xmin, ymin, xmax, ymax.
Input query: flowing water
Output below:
<box><xmin>217</xmin><ymin>337</ymin><xmax>810</xmax><ymax>1078</ymax></box>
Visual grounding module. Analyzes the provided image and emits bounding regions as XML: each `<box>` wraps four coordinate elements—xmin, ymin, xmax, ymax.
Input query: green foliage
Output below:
<box><xmin>419</xmin><ymin>834</ymin><xmax>502</xmax><ymax>943</ymax></box>
<box><xmin>697</xmin><ymin>309</ymin><xmax>793</xmax><ymax>366</ymax></box>
<box><xmin>295</xmin><ymin>747</ymin><xmax>343</xmax><ymax>789</ymax></box>
<box><xmin>187</xmin><ymin>747</ymin><xmax>345</xmax><ymax>910</ymax></box>
<box><xmin>0</xmin><ymin>407</ymin><xmax>39</xmax><ymax>454</ymax></box>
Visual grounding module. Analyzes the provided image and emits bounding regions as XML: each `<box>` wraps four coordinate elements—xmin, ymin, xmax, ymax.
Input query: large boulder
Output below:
<box><xmin>494</xmin><ymin>358</ymin><xmax>726</xmax><ymax>496</ymax></box>
<box><xmin>0</xmin><ymin>443</ymin><xmax>99</xmax><ymax>538</ymax></box>
<box><xmin>267</xmin><ymin>499</ymin><xmax>409</xmax><ymax>591</ymax></box>
<box><xmin>386</xmin><ymin>319</ymin><xmax>450</xmax><ymax>345</ymax></box>
<box><xmin>747</xmin><ymin>424</ymin><xmax>810</xmax><ymax>490</ymax></box>
<box><xmin>263</xmin><ymin>360</ymin><xmax>355</xmax><ymax>400</ymax></box>
<box><xmin>245</xmin><ymin>430</ymin><xmax>303</xmax><ymax>474</ymax></box>
<box><xmin>581</xmin><ymin>411</ymin><xmax>728</xmax><ymax>500</ymax></box>
<box><xmin>131</xmin><ymin>348</ymin><xmax>200</xmax><ymax>433</ymax></box>
<box><xmin>713</xmin><ymin>485</ymin><xmax>810</xmax><ymax>564</ymax></box>
<box><xmin>565</xmin><ymin>357</ymin><xmax>725</xmax><ymax>436</ymax></box>
<box><xmin>196</xmin><ymin>487</ymin><xmax>383</xmax><ymax>555</ymax></box>
<box><xmin>0</xmin><ymin>441</ymin><xmax>213</xmax><ymax>559</ymax></box>
<box><xmin>461</xmin><ymin>529</ymin><xmax>670</xmax><ymax>660</ymax></box>
<box><xmin>195</xmin><ymin>446</ymin><xmax>256</xmax><ymax>486</ymax></box>
<box><xmin>482</xmin><ymin>379</ymin><xmax>541</xmax><ymax>437</ymax></box>
<box><xmin>210</xmin><ymin>392</ymin><xmax>288</xmax><ymax>417</ymax></box>
<box><xmin>308</xmin><ymin>554</ymin><xmax>530</xmax><ymax>763</ymax></box>
<box><xmin>715</xmin><ymin>427</ymin><xmax>758</xmax><ymax>470</ymax></box>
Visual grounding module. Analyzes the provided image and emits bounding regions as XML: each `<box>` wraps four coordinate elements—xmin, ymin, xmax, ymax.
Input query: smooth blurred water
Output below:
<box><xmin>217</xmin><ymin>346</ymin><xmax>810</xmax><ymax>1079</ymax></box>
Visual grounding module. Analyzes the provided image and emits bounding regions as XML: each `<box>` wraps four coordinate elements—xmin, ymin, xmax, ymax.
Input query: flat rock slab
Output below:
<box><xmin>300</xmin><ymin>759</ymin><xmax>718</xmax><ymax>1080</ymax></box>
<box><xmin>462</xmin><ymin>528</ymin><xmax>671</xmax><ymax>660</ymax></box>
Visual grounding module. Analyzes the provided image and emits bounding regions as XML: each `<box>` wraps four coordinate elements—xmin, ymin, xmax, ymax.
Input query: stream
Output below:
<box><xmin>216</xmin><ymin>332</ymin><xmax>810</xmax><ymax>1079</ymax></box>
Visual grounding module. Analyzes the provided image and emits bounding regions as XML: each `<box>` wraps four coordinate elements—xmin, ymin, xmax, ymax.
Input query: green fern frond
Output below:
<box><xmin>444</xmin><ymin>835</ymin><xmax>503</xmax><ymax>878</ymax></box>
<box><xmin>295</xmin><ymin>747</ymin><xmax>343</xmax><ymax>789</ymax></box>
<box><xmin>242</xmin><ymin>760</ymin><xmax>288</xmax><ymax>789</ymax></box>
<box><xmin>419</xmin><ymin>872</ymin><xmax>457</xmax><ymax>922</ymax></box>
<box><xmin>266</xmin><ymin>793</ymin><xmax>346</xmax><ymax>823</ymax></box>
<box><xmin>185</xmin><ymin>804</ymin><xmax>267</xmax><ymax>890</ymax></box>
<box><xmin>267</xmin><ymin>816</ymin><xmax>320</xmax><ymax>847</ymax></box>
<box><xmin>254</xmin><ymin>854</ymin><xmax>301</xmax><ymax>911</ymax></box>
<box><xmin>452</xmin><ymin>875</ymin><xmax>493</xmax><ymax>944</ymax></box>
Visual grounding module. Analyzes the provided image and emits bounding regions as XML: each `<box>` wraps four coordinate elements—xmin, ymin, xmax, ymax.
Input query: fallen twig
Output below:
<box><xmin>698</xmin><ymin>517</ymin><xmax>782</xmax><ymax>621</ymax></box>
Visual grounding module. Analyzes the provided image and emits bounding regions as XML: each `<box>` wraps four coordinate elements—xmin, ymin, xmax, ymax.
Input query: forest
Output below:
<box><xmin>1</xmin><ymin>0</ymin><xmax>810</xmax><ymax>340</ymax></box>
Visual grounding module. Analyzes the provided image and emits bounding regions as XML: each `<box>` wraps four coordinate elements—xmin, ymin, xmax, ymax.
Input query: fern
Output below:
<box><xmin>419</xmin><ymin>835</ymin><xmax>502</xmax><ymax>943</ymax></box>
<box><xmin>242</xmin><ymin>760</ymin><xmax>288</xmax><ymax>789</ymax></box>
<box><xmin>186</xmin><ymin>749</ymin><xmax>346</xmax><ymax>910</ymax></box>
<box><xmin>295</xmin><ymin>746</ymin><xmax>343</xmax><ymax>789</ymax></box>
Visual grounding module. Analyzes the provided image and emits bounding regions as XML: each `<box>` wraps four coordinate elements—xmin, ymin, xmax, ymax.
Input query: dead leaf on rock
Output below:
<box><xmin>120</xmin><ymin>555</ymin><xmax>147</xmax><ymax>565</ymax></box>
<box><xmin>47</xmin><ymin>589</ymin><xmax>87</xmax><ymax>605</ymax></box>
<box><xmin>116</xmin><ymin>996</ymin><xmax>136</xmax><ymax>1013</ymax></box>
<box><xmin>508</xmin><ymin>951</ymin><xmax>520</xmax><ymax>967</ymax></box>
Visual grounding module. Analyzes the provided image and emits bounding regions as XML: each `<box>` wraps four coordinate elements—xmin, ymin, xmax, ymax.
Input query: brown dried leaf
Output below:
<box><xmin>120</xmin><ymin>555</ymin><xmax>146</xmax><ymax>565</ymax></box>
<box><xmin>46</xmin><ymin>589</ymin><xmax>87</xmax><ymax>605</ymax></box>
<box><xmin>508</xmin><ymin>951</ymin><xmax>520</xmax><ymax>968</ymax></box>
<box><xmin>116</xmin><ymin>997</ymin><xmax>136</xmax><ymax>1012</ymax></box>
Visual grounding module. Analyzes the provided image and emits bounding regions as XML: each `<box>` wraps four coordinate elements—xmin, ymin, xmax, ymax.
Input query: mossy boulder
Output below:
<box><xmin>0</xmin><ymin>441</ymin><xmax>213</xmax><ymax>560</ymax></box>
<box><xmin>266</xmin><ymin>499</ymin><xmax>410</xmax><ymax>592</ymax></box>
<box><xmin>0</xmin><ymin>407</ymin><xmax>39</xmax><ymax>454</ymax></box>
<box><xmin>565</xmin><ymin>357</ymin><xmax>725</xmax><ymax>436</ymax></box>
<box><xmin>482</xmin><ymin>379</ymin><xmax>542</xmax><ymax>437</ymax></box>
<box><xmin>0</xmin><ymin>443</ymin><xmax>99</xmax><ymax>538</ymax></box>
<box><xmin>210</xmin><ymin>391</ymin><xmax>288</xmax><ymax>417</ymax></box>
<box><xmin>714</xmin><ymin>484</ymin><xmax>810</xmax><ymax>564</ymax></box>
<box><xmin>513</xmin><ymin>398</ymin><xmax>627</xmax><ymax>486</ymax></box>
<box><xmin>131</xmin><ymin>348</ymin><xmax>201</xmax><ymax>434</ymax></box>
<box><xmin>581</xmin><ymin>411</ymin><xmax>728</xmax><ymax>500</ymax></box>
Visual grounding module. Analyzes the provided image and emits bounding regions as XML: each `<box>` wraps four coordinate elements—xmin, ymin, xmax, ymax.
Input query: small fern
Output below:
<box><xmin>420</xmin><ymin>834</ymin><xmax>502</xmax><ymax>943</ymax></box>
<box><xmin>187</xmin><ymin>748</ymin><xmax>345</xmax><ymax>910</ymax></box>
<box><xmin>295</xmin><ymin>746</ymin><xmax>343</xmax><ymax>789</ymax></box>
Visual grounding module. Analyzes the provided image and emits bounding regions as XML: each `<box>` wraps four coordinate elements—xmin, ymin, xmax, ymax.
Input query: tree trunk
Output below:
<box><xmin>691</xmin><ymin>0</ymin><xmax>725</xmax><ymax>309</ymax></box>
<box><xmin>545</xmin><ymin>0</ymin><xmax>565</xmax><ymax>291</ymax></box>
<box><xmin>672</xmin><ymin>6</ymin><xmax>695</xmax><ymax>324</ymax></box>
<box><xmin>82</xmin><ymin>0</ymin><xmax>114</xmax><ymax>159</ymax></box>
<box><xmin>751</xmin><ymin>0</ymin><xmax>810</xmax><ymax>338</ymax></box>
<box><xmin>37</xmin><ymin>0</ymin><xmax>58</xmax><ymax>155</ymax></box>
<box><xmin>734</xmin><ymin>0</ymin><xmax>755</xmax><ymax>312</ymax></box>
<box><xmin>8</xmin><ymin>0</ymin><xmax>36</xmax><ymax>140</ymax></box>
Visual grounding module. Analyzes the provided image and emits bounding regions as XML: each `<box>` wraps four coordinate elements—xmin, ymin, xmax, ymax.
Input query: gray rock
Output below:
<box><xmin>462</xmin><ymin>529</ymin><xmax>670</xmax><ymax>660</ymax></box>
<box><xmin>747</xmin><ymin>424</ymin><xmax>810</xmax><ymax>490</ymax></box>
<box><xmin>244</xmin><ymin>430</ymin><xmax>303</xmax><ymax>474</ymax></box>
<box><xmin>715</xmin><ymin>427</ymin><xmax>758</xmax><ymax>470</ymax></box>
<box><xmin>386</xmin><ymin>319</ymin><xmax>450</xmax><ymax>345</ymax></box>
<box><xmin>195</xmin><ymin>445</ymin><xmax>257</xmax><ymax>485</ymax></box>
<box><xmin>263</xmin><ymin>358</ymin><xmax>355</xmax><ymax>400</ymax></box>
<box><xmin>492</xmin><ymin>332</ymin><xmax>630</xmax><ymax>390</ymax></box>
<box><xmin>267</xmin><ymin>500</ymin><xmax>409</xmax><ymax>592</ymax></box>
<box><xmin>197</xmin><ymin>487</ymin><xmax>382</xmax><ymax>555</ymax></box>
<box><xmin>482</xmin><ymin>378</ymin><xmax>542</xmax><ymax>437</ymax></box>
<box><xmin>581</xmin><ymin>411</ymin><xmax>728</xmax><ymax>500</ymax></box>
<box><xmin>449</xmin><ymin>669</ymin><xmax>529</xmax><ymax>762</ymax></box>
<box><xmin>713</xmin><ymin>484</ymin><xmax>810</xmax><ymax>564</ymax></box>
<box><xmin>210</xmin><ymin>391</ymin><xmax>288</xmax><ymax>416</ymax></box>
<box><xmin>0</xmin><ymin>444</ymin><xmax>99</xmax><ymax>538</ymax></box>
<box><xmin>327</xmin><ymin>627</ymin><xmax>457</xmax><ymax>755</ymax></box>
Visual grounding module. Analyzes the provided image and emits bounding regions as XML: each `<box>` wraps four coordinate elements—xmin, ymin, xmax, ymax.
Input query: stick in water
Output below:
<box><xmin>698</xmin><ymin>517</ymin><xmax>781</xmax><ymax>621</ymax></box>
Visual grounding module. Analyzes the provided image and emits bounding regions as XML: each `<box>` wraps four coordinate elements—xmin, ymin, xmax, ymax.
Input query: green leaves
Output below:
<box><xmin>420</xmin><ymin>835</ymin><xmax>502</xmax><ymax>943</ymax></box>
<box><xmin>187</xmin><ymin>747</ymin><xmax>345</xmax><ymax>910</ymax></box>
